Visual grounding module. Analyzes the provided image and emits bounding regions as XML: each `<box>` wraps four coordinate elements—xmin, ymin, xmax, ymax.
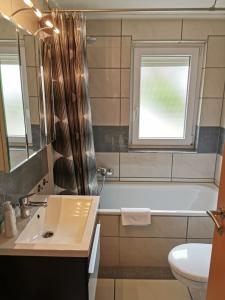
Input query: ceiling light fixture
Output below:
<box><xmin>34</xmin><ymin>8</ymin><xmax>42</xmax><ymax>18</ymax></box>
<box><xmin>17</xmin><ymin>24</ymin><xmax>24</xmax><ymax>30</ymax></box>
<box><xmin>53</xmin><ymin>27</ymin><xmax>60</xmax><ymax>34</ymax></box>
<box><xmin>10</xmin><ymin>2</ymin><xmax>43</xmax><ymax>22</ymax></box>
<box><xmin>23</xmin><ymin>0</ymin><xmax>34</xmax><ymax>8</ymax></box>
<box><xmin>45</xmin><ymin>20</ymin><xmax>54</xmax><ymax>28</ymax></box>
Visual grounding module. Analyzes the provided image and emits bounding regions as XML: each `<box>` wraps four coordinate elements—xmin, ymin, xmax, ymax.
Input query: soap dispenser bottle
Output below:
<box><xmin>3</xmin><ymin>201</ymin><xmax>17</xmax><ymax>238</ymax></box>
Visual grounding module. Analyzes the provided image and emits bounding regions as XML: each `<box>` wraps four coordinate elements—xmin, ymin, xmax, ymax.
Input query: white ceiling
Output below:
<box><xmin>48</xmin><ymin>0</ymin><xmax>225</xmax><ymax>9</ymax></box>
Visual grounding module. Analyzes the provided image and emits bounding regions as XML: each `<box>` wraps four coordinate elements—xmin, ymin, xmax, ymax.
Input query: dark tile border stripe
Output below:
<box><xmin>93</xmin><ymin>126</ymin><xmax>129</xmax><ymax>152</ymax></box>
<box><xmin>93</xmin><ymin>126</ymin><xmax>221</xmax><ymax>154</ymax></box>
<box><xmin>218</xmin><ymin>127</ymin><xmax>225</xmax><ymax>155</ymax></box>
<box><xmin>0</xmin><ymin>148</ymin><xmax>48</xmax><ymax>220</ymax></box>
<box><xmin>197</xmin><ymin>126</ymin><xmax>220</xmax><ymax>153</ymax></box>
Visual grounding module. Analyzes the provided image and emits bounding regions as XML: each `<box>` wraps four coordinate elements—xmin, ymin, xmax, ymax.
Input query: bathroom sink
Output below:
<box><xmin>14</xmin><ymin>195</ymin><xmax>99</xmax><ymax>256</ymax></box>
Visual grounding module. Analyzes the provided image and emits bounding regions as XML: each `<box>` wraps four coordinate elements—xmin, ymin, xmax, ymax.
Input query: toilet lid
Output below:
<box><xmin>168</xmin><ymin>243</ymin><xmax>212</xmax><ymax>283</ymax></box>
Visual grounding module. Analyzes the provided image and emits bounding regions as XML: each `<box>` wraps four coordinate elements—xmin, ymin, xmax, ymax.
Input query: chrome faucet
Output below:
<box><xmin>18</xmin><ymin>193</ymin><xmax>47</xmax><ymax>219</ymax></box>
<box><xmin>96</xmin><ymin>167</ymin><xmax>113</xmax><ymax>195</ymax></box>
<box><xmin>97</xmin><ymin>167</ymin><xmax>113</xmax><ymax>177</ymax></box>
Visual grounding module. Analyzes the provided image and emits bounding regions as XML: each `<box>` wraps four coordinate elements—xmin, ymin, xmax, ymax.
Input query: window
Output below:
<box><xmin>130</xmin><ymin>43</ymin><xmax>204</xmax><ymax>148</ymax></box>
<box><xmin>0</xmin><ymin>41</ymin><xmax>32</xmax><ymax>146</ymax></box>
<box><xmin>0</xmin><ymin>61</ymin><xmax>25</xmax><ymax>137</ymax></box>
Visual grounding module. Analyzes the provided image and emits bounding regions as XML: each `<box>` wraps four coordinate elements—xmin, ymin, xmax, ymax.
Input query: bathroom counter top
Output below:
<box><xmin>0</xmin><ymin>195</ymin><xmax>100</xmax><ymax>257</ymax></box>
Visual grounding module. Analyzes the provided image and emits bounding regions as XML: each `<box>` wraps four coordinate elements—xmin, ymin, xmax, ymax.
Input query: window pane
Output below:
<box><xmin>139</xmin><ymin>55</ymin><xmax>190</xmax><ymax>139</ymax></box>
<box><xmin>0</xmin><ymin>64</ymin><xmax>26</xmax><ymax>137</ymax></box>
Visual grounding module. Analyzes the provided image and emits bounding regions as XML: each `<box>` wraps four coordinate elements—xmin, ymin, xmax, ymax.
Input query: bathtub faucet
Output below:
<box><xmin>97</xmin><ymin>167</ymin><xmax>113</xmax><ymax>195</ymax></box>
<box><xmin>97</xmin><ymin>167</ymin><xmax>113</xmax><ymax>177</ymax></box>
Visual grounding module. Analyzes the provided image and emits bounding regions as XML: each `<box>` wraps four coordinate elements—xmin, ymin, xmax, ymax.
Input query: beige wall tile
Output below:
<box><xmin>87</xmin><ymin>20</ymin><xmax>121</xmax><ymax>36</ymax></box>
<box><xmin>172</xmin><ymin>153</ymin><xmax>216</xmax><ymax>179</ymax></box>
<box><xmin>121</xmin><ymin>98</ymin><xmax>129</xmax><ymax>125</ymax></box>
<box><xmin>121</xmin><ymin>69</ymin><xmax>130</xmax><ymax>98</ymax></box>
<box><xmin>96</xmin><ymin>279</ymin><xmax>114</xmax><ymax>300</ymax></box>
<box><xmin>87</xmin><ymin>37</ymin><xmax>121</xmax><ymax>68</ymax></box>
<box><xmin>122</xmin><ymin>20</ymin><xmax>182</xmax><ymax>40</ymax></box>
<box><xmin>100</xmin><ymin>237</ymin><xmax>120</xmax><ymax>267</ymax></box>
<box><xmin>0</xmin><ymin>17</ymin><xmax>17</xmax><ymax>39</ymax></box>
<box><xmin>26</xmin><ymin>66</ymin><xmax>38</xmax><ymax>97</ymax></box>
<box><xmin>121</xmin><ymin>36</ymin><xmax>131</xmax><ymax>68</ymax></box>
<box><xmin>29</xmin><ymin>97</ymin><xmax>40</xmax><ymax>125</ymax></box>
<box><xmin>182</xmin><ymin>20</ymin><xmax>225</xmax><ymax>40</ymax></box>
<box><xmin>116</xmin><ymin>280</ymin><xmax>191</xmax><ymax>300</ymax></box>
<box><xmin>206</xmin><ymin>36</ymin><xmax>225</xmax><ymax>68</ymax></box>
<box><xmin>24</xmin><ymin>35</ymin><xmax>37</xmax><ymax>67</ymax></box>
<box><xmin>120</xmin><ymin>238</ymin><xmax>185</xmax><ymax>267</ymax></box>
<box><xmin>91</xmin><ymin>98</ymin><xmax>120</xmax><ymax>126</ymax></box>
<box><xmin>187</xmin><ymin>217</ymin><xmax>214</xmax><ymax>239</ymax></box>
<box><xmin>203</xmin><ymin>68</ymin><xmax>225</xmax><ymax>98</ymax></box>
<box><xmin>120</xmin><ymin>216</ymin><xmax>187</xmax><ymax>238</ymax></box>
<box><xmin>96</xmin><ymin>152</ymin><xmax>120</xmax><ymax>178</ymax></box>
<box><xmin>120</xmin><ymin>153</ymin><xmax>172</xmax><ymax>178</ymax></box>
<box><xmin>215</xmin><ymin>154</ymin><xmax>222</xmax><ymax>186</ymax></box>
<box><xmin>99</xmin><ymin>215</ymin><xmax>120</xmax><ymax>237</ymax></box>
<box><xmin>89</xmin><ymin>69</ymin><xmax>120</xmax><ymax>98</ymax></box>
<box><xmin>199</xmin><ymin>98</ymin><xmax>223</xmax><ymax>126</ymax></box>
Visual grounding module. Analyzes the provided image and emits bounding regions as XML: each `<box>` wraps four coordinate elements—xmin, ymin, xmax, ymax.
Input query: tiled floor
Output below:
<box><xmin>96</xmin><ymin>279</ymin><xmax>191</xmax><ymax>300</ymax></box>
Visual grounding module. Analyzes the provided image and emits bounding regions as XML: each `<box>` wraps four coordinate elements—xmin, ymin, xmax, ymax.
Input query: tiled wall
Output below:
<box><xmin>98</xmin><ymin>214</ymin><xmax>213</xmax><ymax>268</ymax></box>
<box><xmin>87</xmin><ymin>19</ymin><xmax>225</xmax><ymax>183</ymax></box>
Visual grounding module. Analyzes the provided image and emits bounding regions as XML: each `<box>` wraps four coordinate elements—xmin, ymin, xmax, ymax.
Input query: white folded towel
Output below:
<box><xmin>121</xmin><ymin>208</ymin><xmax>151</xmax><ymax>226</ymax></box>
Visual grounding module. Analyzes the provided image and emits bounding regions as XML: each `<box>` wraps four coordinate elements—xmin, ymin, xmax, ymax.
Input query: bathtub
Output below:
<box><xmin>97</xmin><ymin>182</ymin><xmax>218</xmax><ymax>270</ymax></box>
<box><xmin>99</xmin><ymin>182</ymin><xmax>218</xmax><ymax>216</ymax></box>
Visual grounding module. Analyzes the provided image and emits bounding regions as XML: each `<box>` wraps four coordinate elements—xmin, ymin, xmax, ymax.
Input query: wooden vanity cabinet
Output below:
<box><xmin>0</xmin><ymin>224</ymin><xmax>100</xmax><ymax>300</ymax></box>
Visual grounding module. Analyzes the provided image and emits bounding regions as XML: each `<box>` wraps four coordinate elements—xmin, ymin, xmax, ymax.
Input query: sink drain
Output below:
<box><xmin>42</xmin><ymin>231</ymin><xmax>54</xmax><ymax>238</ymax></box>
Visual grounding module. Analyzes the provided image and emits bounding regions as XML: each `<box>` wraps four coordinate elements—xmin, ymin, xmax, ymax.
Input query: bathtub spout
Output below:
<box><xmin>97</xmin><ymin>167</ymin><xmax>113</xmax><ymax>177</ymax></box>
<box><xmin>97</xmin><ymin>167</ymin><xmax>113</xmax><ymax>195</ymax></box>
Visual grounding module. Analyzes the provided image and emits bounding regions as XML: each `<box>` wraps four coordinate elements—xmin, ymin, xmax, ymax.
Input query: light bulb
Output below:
<box><xmin>34</xmin><ymin>8</ymin><xmax>42</xmax><ymax>19</ymax></box>
<box><xmin>53</xmin><ymin>27</ymin><xmax>60</xmax><ymax>34</ymax></box>
<box><xmin>45</xmin><ymin>20</ymin><xmax>54</xmax><ymax>28</ymax></box>
<box><xmin>17</xmin><ymin>24</ymin><xmax>24</xmax><ymax>30</ymax></box>
<box><xmin>23</xmin><ymin>0</ymin><xmax>34</xmax><ymax>8</ymax></box>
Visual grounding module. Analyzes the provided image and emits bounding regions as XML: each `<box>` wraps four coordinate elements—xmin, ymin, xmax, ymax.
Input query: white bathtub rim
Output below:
<box><xmin>97</xmin><ymin>209</ymin><xmax>209</xmax><ymax>217</ymax></box>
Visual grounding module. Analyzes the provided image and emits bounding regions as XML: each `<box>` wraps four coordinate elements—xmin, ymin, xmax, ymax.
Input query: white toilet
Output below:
<box><xmin>168</xmin><ymin>243</ymin><xmax>212</xmax><ymax>300</ymax></box>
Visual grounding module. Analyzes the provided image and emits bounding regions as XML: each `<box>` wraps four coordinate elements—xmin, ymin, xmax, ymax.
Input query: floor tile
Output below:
<box><xmin>96</xmin><ymin>279</ymin><xmax>115</xmax><ymax>300</ymax></box>
<box><xmin>115</xmin><ymin>280</ymin><xmax>191</xmax><ymax>300</ymax></box>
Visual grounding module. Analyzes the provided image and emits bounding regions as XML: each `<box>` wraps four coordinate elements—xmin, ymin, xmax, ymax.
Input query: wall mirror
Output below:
<box><xmin>0</xmin><ymin>15</ymin><xmax>54</xmax><ymax>172</ymax></box>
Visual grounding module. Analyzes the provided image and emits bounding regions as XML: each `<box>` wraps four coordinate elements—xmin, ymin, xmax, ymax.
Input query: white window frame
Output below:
<box><xmin>130</xmin><ymin>42</ymin><xmax>205</xmax><ymax>149</ymax></box>
<box><xmin>0</xmin><ymin>40</ymin><xmax>32</xmax><ymax>145</ymax></box>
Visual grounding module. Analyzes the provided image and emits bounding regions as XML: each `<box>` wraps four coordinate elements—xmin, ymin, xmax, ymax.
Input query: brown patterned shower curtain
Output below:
<box><xmin>50</xmin><ymin>12</ymin><xmax>98</xmax><ymax>195</ymax></box>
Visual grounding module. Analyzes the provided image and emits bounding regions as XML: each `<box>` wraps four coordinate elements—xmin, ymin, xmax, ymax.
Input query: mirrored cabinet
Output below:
<box><xmin>0</xmin><ymin>15</ymin><xmax>54</xmax><ymax>172</ymax></box>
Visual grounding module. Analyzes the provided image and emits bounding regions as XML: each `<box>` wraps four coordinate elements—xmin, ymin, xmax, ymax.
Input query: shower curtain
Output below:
<box><xmin>50</xmin><ymin>12</ymin><xmax>98</xmax><ymax>195</ymax></box>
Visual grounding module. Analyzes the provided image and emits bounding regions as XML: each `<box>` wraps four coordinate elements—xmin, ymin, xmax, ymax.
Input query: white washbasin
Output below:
<box><xmin>14</xmin><ymin>195</ymin><xmax>99</xmax><ymax>256</ymax></box>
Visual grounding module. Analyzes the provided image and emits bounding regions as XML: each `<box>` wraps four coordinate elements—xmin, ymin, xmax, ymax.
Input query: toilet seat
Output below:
<box><xmin>168</xmin><ymin>243</ymin><xmax>212</xmax><ymax>283</ymax></box>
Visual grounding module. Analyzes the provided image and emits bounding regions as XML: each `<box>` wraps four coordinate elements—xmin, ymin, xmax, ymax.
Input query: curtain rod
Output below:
<box><xmin>43</xmin><ymin>7</ymin><xmax>225</xmax><ymax>13</ymax></box>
